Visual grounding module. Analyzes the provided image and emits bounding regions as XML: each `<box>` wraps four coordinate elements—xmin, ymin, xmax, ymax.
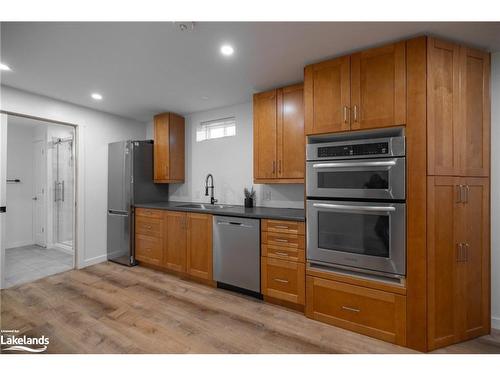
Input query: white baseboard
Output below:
<box><xmin>79</xmin><ymin>254</ymin><xmax>107</xmax><ymax>269</ymax></box>
<box><xmin>492</xmin><ymin>316</ymin><xmax>500</xmax><ymax>330</ymax></box>
<box><xmin>5</xmin><ymin>240</ymin><xmax>35</xmax><ymax>249</ymax></box>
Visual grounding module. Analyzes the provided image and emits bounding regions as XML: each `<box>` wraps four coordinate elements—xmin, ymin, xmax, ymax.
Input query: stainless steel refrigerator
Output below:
<box><xmin>107</xmin><ymin>140</ymin><xmax>169</xmax><ymax>266</ymax></box>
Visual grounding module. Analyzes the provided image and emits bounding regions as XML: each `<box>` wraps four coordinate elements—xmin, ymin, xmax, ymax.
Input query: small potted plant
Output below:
<box><xmin>244</xmin><ymin>187</ymin><xmax>256</xmax><ymax>208</ymax></box>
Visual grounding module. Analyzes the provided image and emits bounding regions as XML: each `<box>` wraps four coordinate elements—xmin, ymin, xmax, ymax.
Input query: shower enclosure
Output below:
<box><xmin>52</xmin><ymin>136</ymin><xmax>74</xmax><ymax>250</ymax></box>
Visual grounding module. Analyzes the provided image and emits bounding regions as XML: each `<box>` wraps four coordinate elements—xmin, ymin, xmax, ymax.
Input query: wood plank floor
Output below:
<box><xmin>1</xmin><ymin>262</ymin><xmax>499</xmax><ymax>354</ymax></box>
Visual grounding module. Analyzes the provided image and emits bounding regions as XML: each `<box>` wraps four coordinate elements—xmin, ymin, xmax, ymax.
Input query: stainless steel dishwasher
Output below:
<box><xmin>213</xmin><ymin>215</ymin><xmax>260</xmax><ymax>294</ymax></box>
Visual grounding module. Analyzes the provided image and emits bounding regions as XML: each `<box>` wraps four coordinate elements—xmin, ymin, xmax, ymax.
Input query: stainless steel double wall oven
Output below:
<box><xmin>306</xmin><ymin>128</ymin><xmax>406</xmax><ymax>278</ymax></box>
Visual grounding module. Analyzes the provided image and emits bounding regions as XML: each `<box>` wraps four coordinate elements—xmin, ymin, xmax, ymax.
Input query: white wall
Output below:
<box><xmin>0</xmin><ymin>85</ymin><xmax>148</xmax><ymax>268</ymax></box>
<box><xmin>491</xmin><ymin>52</ymin><xmax>500</xmax><ymax>330</ymax></box>
<box><xmin>5</xmin><ymin>124</ymin><xmax>35</xmax><ymax>248</ymax></box>
<box><xmin>147</xmin><ymin>102</ymin><xmax>304</xmax><ymax>208</ymax></box>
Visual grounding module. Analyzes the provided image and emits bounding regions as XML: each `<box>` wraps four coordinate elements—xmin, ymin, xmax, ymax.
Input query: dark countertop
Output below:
<box><xmin>134</xmin><ymin>201</ymin><xmax>305</xmax><ymax>222</ymax></box>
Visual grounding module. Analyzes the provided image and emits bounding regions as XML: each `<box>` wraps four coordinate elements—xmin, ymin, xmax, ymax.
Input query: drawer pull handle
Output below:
<box><xmin>275</xmin><ymin>251</ymin><xmax>289</xmax><ymax>257</ymax></box>
<box><xmin>273</xmin><ymin>278</ymin><xmax>289</xmax><ymax>284</ymax></box>
<box><xmin>274</xmin><ymin>225</ymin><xmax>289</xmax><ymax>229</ymax></box>
<box><xmin>274</xmin><ymin>239</ymin><xmax>288</xmax><ymax>243</ymax></box>
<box><xmin>341</xmin><ymin>306</ymin><xmax>360</xmax><ymax>313</ymax></box>
<box><xmin>146</xmin><ymin>225</ymin><xmax>152</xmax><ymax>229</ymax></box>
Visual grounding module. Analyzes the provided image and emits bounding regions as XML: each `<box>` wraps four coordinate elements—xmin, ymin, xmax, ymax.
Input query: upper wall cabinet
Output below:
<box><xmin>154</xmin><ymin>112</ymin><xmax>185</xmax><ymax>183</ymax></box>
<box><xmin>254</xmin><ymin>84</ymin><xmax>304</xmax><ymax>183</ymax></box>
<box><xmin>427</xmin><ymin>37</ymin><xmax>490</xmax><ymax>177</ymax></box>
<box><xmin>304</xmin><ymin>56</ymin><xmax>350</xmax><ymax>134</ymax></box>
<box><xmin>305</xmin><ymin>41</ymin><xmax>406</xmax><ymax>135</ymax></box>
<box><xmin>350</xmin><ymin>41</ymin><xmax>406</xmax><ymax>130</ymax></box>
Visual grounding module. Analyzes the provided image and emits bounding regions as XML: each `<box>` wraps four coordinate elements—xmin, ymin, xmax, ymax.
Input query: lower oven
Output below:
<box><xmin>306</xmin><ymin>199</ymin><xmax>406</xmax><ymax>277</ymax></box>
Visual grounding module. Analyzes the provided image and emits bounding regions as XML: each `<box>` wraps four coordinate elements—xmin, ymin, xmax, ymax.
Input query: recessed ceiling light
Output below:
<box><xmin>220</xmin><ymin>44</ymin><xmax>234</xmax><ymax>56</ymax></box>
<box><xmin>0</xmin><ymin>63</ymin><xmax>12</xmax><ymax>71</ymax></box>
<box><xmin>91</xmin><ymin>92</ymin><xmax>103</xmax><ymax>101</ymax></box>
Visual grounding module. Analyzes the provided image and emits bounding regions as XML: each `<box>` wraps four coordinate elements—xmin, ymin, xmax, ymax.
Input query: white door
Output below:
<box><xmin>0</xmin><ymin>114</ymin><xmax>8</xmax><ymax>289</ymax></box>
<box><xmin>33</xmin><ymin>140</ymin><xmax>46</xmax><ymax>247</ymax></box>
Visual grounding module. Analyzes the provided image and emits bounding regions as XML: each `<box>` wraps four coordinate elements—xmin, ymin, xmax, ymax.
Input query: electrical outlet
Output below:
<box><xmin>264</xmin><ymin>189</ymin><xmax>272</xmax><ymax>201</ymax></box>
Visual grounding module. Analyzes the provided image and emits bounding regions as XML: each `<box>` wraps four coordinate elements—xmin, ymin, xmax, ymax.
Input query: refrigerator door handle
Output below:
<box><xmin>108</xmin><ymin>209</ymin><xmax>129</xmax><ymax>216</ymax></box>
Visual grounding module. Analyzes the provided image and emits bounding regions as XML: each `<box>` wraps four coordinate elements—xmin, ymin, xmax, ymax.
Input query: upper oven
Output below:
<box><xmin>306</xmin><ymin>134</ymin><xmax>405</xmax><ymax>200</ymax></box>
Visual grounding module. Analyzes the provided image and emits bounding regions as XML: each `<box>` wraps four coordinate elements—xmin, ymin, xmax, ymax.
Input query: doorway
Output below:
<box><xmin>0</xmin><ymin>114</ymin><xmax>76</xmax><ymax>288</ymax></box>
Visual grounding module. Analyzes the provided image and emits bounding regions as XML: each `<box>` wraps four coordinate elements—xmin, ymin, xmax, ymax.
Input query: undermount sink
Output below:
<box><xmin>176</xmin><ymin>203</ymin><xmax>233</xmax><ymax>210</ymax></box>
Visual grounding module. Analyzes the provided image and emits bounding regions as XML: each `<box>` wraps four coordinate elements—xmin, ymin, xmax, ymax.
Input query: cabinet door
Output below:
<box><xmin>351</xmin><ymin>41</ymin><xmax>406</xmax><ymax>130</ymax></box>
<box><xmin>186</xmin><ymin>213</ymin><xmax>213</xmax><ymax>281</ymax></box>
<box><xmin>427</xmin><ymin>38</ymin><xmax>461</xmax><ymax>176</ymax></box>
<box><xmin>163</xmin><ymin>211</ymin><xmax>186</xmax><ymax>272</ymax></box>
<box><xmin>278</xmin><ymin>84</ymin><xmax>304</xmax><ymax>179</ymax></box>
<box><xmin>154</xmin><ymin>113</ymin><xmax>170</xmax><ymax>181</ymax></box>
<box><xmin>304</xmin><ymin>56</ymin><xmax>350</xmax><ymax>135</ymax></box>
<box><xmin>254</xmin><ymin>90</ymin><xmax>278</xmax><ymax>180</ymax></box>
<box><xmin>460</xmin><ymin>178</ymin><xmax>490</xmax><ymax>339</ymax></box>
<box><xmin>167</xmin><ymin>113</ymin><xmax>185</xmax><ymax>182</ymax></box>
<box><xmin>427</xmin><ymin>176</ymin><xmax>463</xmax><ymax>350</ymax></box>
<box><xmin>460</xmin><ymin>48</ymin><xmax>490</xmax><ymax>177</ymax></box>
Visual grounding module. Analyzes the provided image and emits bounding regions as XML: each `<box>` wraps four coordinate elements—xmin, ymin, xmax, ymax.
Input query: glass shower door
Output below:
<box><xmin>53</xmin><ymin>137</ymin><xmax>74</xmax><ymax>249</ymax></box>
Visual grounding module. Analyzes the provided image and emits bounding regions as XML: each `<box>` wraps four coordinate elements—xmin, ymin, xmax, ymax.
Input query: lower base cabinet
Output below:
<box><xmin>135</xmin><ymin>209</ymin><xmax>213</xmax><ymax>283</ymax></box>
<box><xmin>306</xmin><ymin>275</ymin><xmax>407</xmax><ymax>346</ymax></box>
<box><xmin>261</xmin><ymin>257</ymin><xmax>305</xmax><ymax>305</ymax></box>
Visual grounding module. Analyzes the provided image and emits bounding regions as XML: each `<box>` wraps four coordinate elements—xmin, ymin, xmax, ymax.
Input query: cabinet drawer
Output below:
<box><xmin>135</xmin><ymin>234</ymin><xmax>162</xmax><ymax>265</ymax></box>
<box><xmin>261</xmin><ymin>257</ymin><xmax>305</xmax><ymax>305</ymax></box>
<box><xmin>262</xmin><ymin>219</ymin><xmax>305</xmax><ymax>235</ymax></box>
<box><xmin>262</xmin><ymin>232</ymin><xmax>304</xmax><ymax>249</ymax></box>
<box><xmin>306</xmin><ymin>276</ymin><xmax>406</xmax><ymax>345</ymax></box>
<box><xmin>135</xmin><ymin>208</ymin><xmax>164</xmax><ymax>219</ymax></box>
<box><xmin>262</xmin><ymin>244</ymin><xmax>305</xmax><ymax>263</ymax></box>
<box><xmin>135</xmin><ymin>216</ymin><xmax>163</xmax><ymax>237</ymax></box>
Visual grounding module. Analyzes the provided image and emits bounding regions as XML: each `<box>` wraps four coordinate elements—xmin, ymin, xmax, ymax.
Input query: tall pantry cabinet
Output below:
<box><xmin>426</xmin><ymin>37</ymin><xmax>490</xmax><ymax>350</ymax></box>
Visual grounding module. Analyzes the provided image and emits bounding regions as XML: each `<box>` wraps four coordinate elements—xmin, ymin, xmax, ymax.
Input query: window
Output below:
<box><xmin>196</xmin><ymin>117</ymin><xmax>236</xmax><ymax>142</ymax></box>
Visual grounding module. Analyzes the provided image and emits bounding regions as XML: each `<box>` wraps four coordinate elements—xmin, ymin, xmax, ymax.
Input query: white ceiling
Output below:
<box><xmin>1</xmin><ymin>22</ymin><xmax>500</xmax><ymax>122</ymax></box>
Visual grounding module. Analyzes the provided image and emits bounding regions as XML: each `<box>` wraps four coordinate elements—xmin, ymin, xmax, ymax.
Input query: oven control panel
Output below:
<box><xmin>317</xmin><ymin>142</ymin><xmax>389</xmax><ymax>158</ymax></box>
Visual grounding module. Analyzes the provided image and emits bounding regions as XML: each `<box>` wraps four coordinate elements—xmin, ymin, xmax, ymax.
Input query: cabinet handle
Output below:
<box><xmin>341</xmin><ymin>306</ymin><xmax>360</xmax><ymax>313</ymax></box>
<box><xmin>353</xmin><ymin>105</ymin><xmax>358</xmax><ymax>122</ymax></box>
<box><xmin>146</xmin><ymin>225</ymin><xmax>152</xmax><ymax>229</ymax></box>
<box><xmin>465</xmin><ymin>185</ymin><xmax>470</xmax><ymax>203</ymax></box>
<box><xmin>343</xmin><ymin>105</ymin><xmax>349</xmax><ymax>123</ymax></box>
<box><xmin>464</xmin><ymin>243</ymin><xmax>469</xmax><ymax>262</ymax></box>
<box><xmin>456</xmin><ymin>243</ymin><xmax>463</xmax><ymax>262</ymax></box>
<box><xmin>456</xmin><ymin>185</ymin><xmax>462</xmax><ymax>203</ymax></box>
<box><xmin>278</xmin><ymin>160</ymin><xmax>282</xmax><ymax>174</ymax></box>
<box><xmin>272</xmin><ymin>161</ymin><xmax>276</xmax><ymax>174</ymax></box>
<box><xmin>273</xmin><ymin>278</ymin><xmax>289</xmax><ymax>284</ymax></box>
<box><xmin>275</xmin><ymin>251</ymin><xmax>289</xmax><ymax>257</ymax></box>
<box><xmin>274</xmin><ymin>225</ymin><xmax>289</xmax><ymax>229</ymax></box>
<box><xmin>274</xmin><ymin>238</ymin><xmax>288</xmax><ymax>243</ymax></box>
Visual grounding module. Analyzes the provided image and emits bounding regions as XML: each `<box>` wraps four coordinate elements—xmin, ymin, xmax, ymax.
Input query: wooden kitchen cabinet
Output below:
<box><xmin>304</xmin><ymin>56</ymin><xmax>350</xmax><ymax>135</ymax></box>
<box><xmin>153</xmin><ymin>112</ymin><xmax>185</xmax><ymax>183</ymax></box>
<box><xmin>253</xmin><ymin>84</ymin><xmax>304</xmax><ymax>183</ymax></box>
<box><xmin>134</xmin><ymin>208</ymin><xmax>164</xmax><ymax>266</ymax></box>
<box><xmin>136</xmin><ymin>210</ymin><xmax>213</xmax><ymax>283</ymax></box>
<box><xmin>427</xmin><ymin>176</ymin><xmax>490</xmax><ymax>350</ymax></box>
<box><xmin>163</xmin><ymin>211</ymin><xmax>187</xmax><ymax>272</ymax></box>
<box><xmin>306</xmin><ymin>275</ymin><xmax>407</xmax><ymax>346</ymax></box>
<box><xmin>427</xmin><ymin>38</ymin><xmax>490</xmax><ymax>177</ymax></box>
<box><xmin>305</xmin><ymin>41</ymin><xmax>406</xmax><ymax>135</ymax></box>
<box><xmin>253</xmin><ymin>90</ymin><xmax>278</xmax><ymax>180</ymax></box>
<box><xmin>350</xmin><ymin>41</ymin><xmax>406</xmax><ymax>130</ymax></box>
<box><xmin>261</xmin><ymin>219</ymin><xmax>305</xmax><ymax>309</ymax></box>
<box><xmin>186</xmin><ymin>213</ymin><xmax>213</xmax><ymax>281</ymax></box>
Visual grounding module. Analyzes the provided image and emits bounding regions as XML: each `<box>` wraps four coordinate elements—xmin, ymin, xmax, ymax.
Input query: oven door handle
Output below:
<box><xmin>312</xmin><ymin>160</ymin><xmax>397</xmax><ymax>169</ymax></box>
<box><xmin>312</xmin><ymin>203</ymin><xmax>396</xmax><ymax>213</ymax></box>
